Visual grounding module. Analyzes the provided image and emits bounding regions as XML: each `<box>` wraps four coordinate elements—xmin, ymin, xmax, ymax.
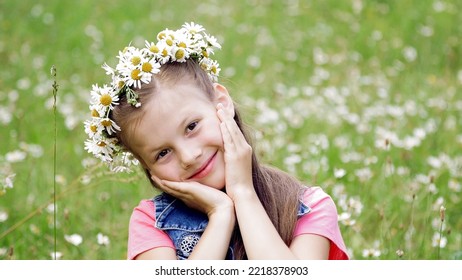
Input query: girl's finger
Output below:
<box><xmin>216</xmin><ymin>103</ymin><xmax>227</xmax><ymax>120</ymax></box>
<box><xmin>220</xmin><ymin>121</ymin><xmax>236</xmax><ymax>153</ymax></box>
<box><xmin>151</xmin><ymin>176</ymin><xmax>182</xmax><ymax>196</ymax></box>
<box><xmin>219</xmin><ymin>113</ymin><xmax>248</xmax><ymax>150</ymax></box>
<box><xmin>217</xmin><ymin>106</ymin><xmax>242</xmax><ymax>140</ymax></box>
<box><xmin>161</xmin><ymin>179</ymin><xmax>186</xmax><ymax>190</ymax></box>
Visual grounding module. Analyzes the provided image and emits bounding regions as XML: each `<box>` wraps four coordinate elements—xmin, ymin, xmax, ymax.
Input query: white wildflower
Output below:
<box><xmin>354</xmin><ymin>167</ymin><xmax>373</xmax><ymax>182</ymax></box>
<box><xmin>97</xmin><ymin>233</ymin><xmax>110</xmax><ymax>246</ymax></box>
<box><xmin>65</xmin><ymin>234</ymin><xmax>83</xmax><ymax>246</ymax></box>
<box><xmin>0</xmin><ymin>247</ymin><xmax>7</xmax><ymax>256</ymax></box>
<box><xmin>338</xmin><ymin>212</ymin><xmax>356</xmax><ymax>226</ymax></box>
<box><xmin>3</xmin><ymin>174</ymin><xmax>15</xmax><ymax>189</ymax></box>
<box><xmin>50</xmin><ymin>251</ymin><xmax>63</xmax><ymax>260</ymax></box>
<box><xmin>362</xmin><ymin>248</ymin><xmax>381</xmax><ymax>258</ymax></box>
<box><xmin>0</xmin><ymin>211</ymin><xmax>8</xmax><ymax>222</ymax></box>
<box><xmin>334</xmin><ymin>168</ymin><xmax>346</xmax><ymax>179</ymax></box>
<box><xmin>46</xmin><ymin>203</ymin><xmax>56</xmax><ymax>213</ymax></box>
<box><xmin>5</xmin><ymin>150</ymin><xmax>27</xmax><ymax>163</ymax></box>
<box><xmin>448</xmin><ymin>179</ymin><xmax>461</xmax><ymax>192</ymax></box>
<box><xmin>403</xmin><ymin>46</ymin><xmax>417</xmax><ymax>62</ymax></box>
<box><xmin>431</xmin><ymin>232</ymin><xmax>447</xmax><ymax>248</ymax></box>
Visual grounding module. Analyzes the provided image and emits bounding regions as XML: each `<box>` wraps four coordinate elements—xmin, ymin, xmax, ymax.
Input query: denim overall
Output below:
<box><xmin>153</xmin><ymin>192</ymin><xmax>311</xmax><ymax>260</ymax></box>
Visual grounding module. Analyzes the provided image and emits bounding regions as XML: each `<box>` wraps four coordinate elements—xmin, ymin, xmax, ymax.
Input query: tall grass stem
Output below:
<box><xmin>51</xmin><ymin>66</ymin><xmax>59</xmax><ymax>260</ymax></box>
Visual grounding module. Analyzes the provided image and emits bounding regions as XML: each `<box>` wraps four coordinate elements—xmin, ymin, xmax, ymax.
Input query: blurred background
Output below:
<box><xmin>0</xmin><ymin>0</ymin><xmax>461</xmax><ymax>259</ymax></box>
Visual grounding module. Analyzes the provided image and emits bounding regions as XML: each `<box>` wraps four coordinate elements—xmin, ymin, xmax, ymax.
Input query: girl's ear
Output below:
<box><xmin>213</xmin><ymin>83</ymin><xmax>235</xmax><ymax>116</ymax></box>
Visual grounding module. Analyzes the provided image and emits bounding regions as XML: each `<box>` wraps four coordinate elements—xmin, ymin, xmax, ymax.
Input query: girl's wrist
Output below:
<box><xmin>207</xmin><ymin>197</ymin><xmax>235</xmax><ymax>217</ymax></box>
<box><xmin>229</xmin><ymin>184</ymin><xmax>257</xmax><ymax>203</ymax></box>
<box><xmin>208</xmin><ymin>206</ymin><xmax>236</xmax><ymax>226</ymax></box>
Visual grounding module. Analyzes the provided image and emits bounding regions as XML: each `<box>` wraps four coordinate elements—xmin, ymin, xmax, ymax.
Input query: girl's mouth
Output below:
<box><xmin>188</xmin><ymin>151</ymin><xmax>217</xmax><ymax>180</ymax></box>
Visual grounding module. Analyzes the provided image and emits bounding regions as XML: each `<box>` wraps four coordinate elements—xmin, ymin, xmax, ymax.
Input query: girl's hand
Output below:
<box><xmin>216</xmin><ymin>103</ymin><xmax>254</xmax><ymax>200</ymax></box>
<box><xmin>151</xmin><ymin>175</ymin><xmax>234</xmax><ymax>218</ymax></box>
<box><xmin>150</xmin><ymin>176</ymin><xmax>236</xmax><ymax>260</ymax></box>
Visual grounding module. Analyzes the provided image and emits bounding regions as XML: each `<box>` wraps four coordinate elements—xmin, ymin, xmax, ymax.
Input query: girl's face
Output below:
<box><xmin>130</xmin><ymin>80</ymin><xmax>233</xmax><ymax>190</ymax></box>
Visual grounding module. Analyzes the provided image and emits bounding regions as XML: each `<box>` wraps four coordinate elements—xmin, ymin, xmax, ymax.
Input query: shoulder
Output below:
<box><xmin>300</xmin><ymin>186</ymin><xmax>336</xmax><ymax>212</ymax></box>
<box><xmin>130</xmin><ymin>199</ymin><xmax>156</xmax><ymax>224</ymax></box>
<box><xmin>298</xmin><ymin>186</ymin><xmax>340</xmax><ymax>229</ymax></box>
<box><xmin>295</xmin><ymin>186</ymin><xmax>349</xmax><ymax>260</ymax></box>
<box><xmin>128</xmin><ymin>198</ymin><xmax>175</xmax><ymax>260</ymax></box>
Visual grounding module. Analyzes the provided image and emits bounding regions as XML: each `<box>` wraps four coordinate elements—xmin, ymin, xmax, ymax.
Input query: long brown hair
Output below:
<box><xmin>111</xmin><ymin>60</ymin><xmax>303</xmax><ymax>259</ymax></box>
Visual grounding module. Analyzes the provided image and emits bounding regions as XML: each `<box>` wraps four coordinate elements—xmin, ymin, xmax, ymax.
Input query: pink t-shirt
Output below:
<box><xmin>127</xmin><ymin>186</ymin><xmax>349</xmax><ymax>260</ymax></box>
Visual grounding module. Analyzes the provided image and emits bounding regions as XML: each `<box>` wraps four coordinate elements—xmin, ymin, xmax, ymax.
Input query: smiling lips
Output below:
<box><xmin>188</xmin><ymin>152</ymin><xmax>217</xmax><ymax>180</ymax></box>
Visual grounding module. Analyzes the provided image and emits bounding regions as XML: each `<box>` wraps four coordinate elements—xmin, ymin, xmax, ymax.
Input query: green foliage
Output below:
<box><xmin>0</xmin><ymin>0</ymin><xmax>461</xmax><ymax>259</ymax></box>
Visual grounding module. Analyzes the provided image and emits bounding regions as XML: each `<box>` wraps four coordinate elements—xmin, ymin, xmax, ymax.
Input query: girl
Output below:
<box><xmin>84</xmin><ymin>22</ymin><xmax>348</xmax><ymax>260</ymax></box>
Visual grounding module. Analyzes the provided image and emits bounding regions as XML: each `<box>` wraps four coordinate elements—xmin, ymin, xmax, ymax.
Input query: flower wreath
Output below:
<box><xmin>83</xmin><ymin>22</ymin><xmax>221</xmax><ymax>172</ymax></box>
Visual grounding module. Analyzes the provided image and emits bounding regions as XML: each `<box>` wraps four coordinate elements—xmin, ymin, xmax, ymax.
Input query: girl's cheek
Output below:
<box><xmin>159</xmin><ymin>164</ymin><xmax>180</xmax><ymax>181</ymax></box>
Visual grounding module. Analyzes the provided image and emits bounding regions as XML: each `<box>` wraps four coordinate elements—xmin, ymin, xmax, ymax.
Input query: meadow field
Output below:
<box><xmin>0</xmin><ymin>0</ymin><xmax>461</xmax><ymax>260</ymax></box>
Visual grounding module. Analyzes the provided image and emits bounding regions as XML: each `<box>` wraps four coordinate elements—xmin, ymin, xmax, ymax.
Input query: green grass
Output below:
<box><xmin>1</xmin><ymin>0</ymin><xmax>461</xmax><ymax>259</ymax></box>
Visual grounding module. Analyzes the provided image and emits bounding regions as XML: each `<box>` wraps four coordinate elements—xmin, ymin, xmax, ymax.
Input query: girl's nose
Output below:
<box><xmin>179</xmin><ymin>146</ymin><xmax>201</xmax><ymax>169</ymax></box>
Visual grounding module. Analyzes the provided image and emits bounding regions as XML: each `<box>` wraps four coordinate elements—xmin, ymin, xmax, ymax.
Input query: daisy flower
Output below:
<box><xmin>116</xmin><ymin>45</ymin><xmax>138</xmax><ymax>66</ymax></box>
<box><xmin>200</xmin><ymin>57</ymin><xmax>220</xmax><ymax>81</ymax></box>
<box><xmin>84</xmin><ymin>137</ymin><xmax>117</xmax><ymax>162</ymax></box>
<box><xmin>205</xmin><ymin>33</ymin><xmax>222</xmax><ymax>51</ymax></box>
<box><xmin>102</xmin><ymin>62</ymin><xmax>116</xmax><ymax>77</ymax></box>
<box><xmin>84</xmin><ymin>118</ymin><xmax>104</xmax><ymax>138</ymax></box>
<box><xmin>171</xmin><ymin>45</ymin><xmax>190</xmax><ymax>62</ymax></box>
<box><xmin>153</xmin><ymin>40</ymin><xmax>172</xmax><ymax>64</ymax></box>
<box><xmin>144</xmin><ymin>40</ymin><xmax>161</xmax><ymax>57</ymax></box>
<box><xmin>183</xmin><ymin>22</ymin><xmax>205</xmax><ymax>34</ymax></box>
<box><xmin>156</xmin><ymin>28</ymin><xmax>174</xmax><ymax>41</ymax></box>
<box><xmin>90</xmin><ymin>84</ymin><xmax>120</xmax><ymax>112</ymax></box>
<box><xmin>89</xmin><ymin>104</ymin><xmax>105</xmax><ymax>121</ymax></box>
<box><xmin>100</xmin><ymin>117</ymin><xmax>121</xmax><ymax>135</ymax></box>
<box><xmin>139</xmin><ymin>56</ymin><xmax>161</xmax><ymax>80</ymax></box>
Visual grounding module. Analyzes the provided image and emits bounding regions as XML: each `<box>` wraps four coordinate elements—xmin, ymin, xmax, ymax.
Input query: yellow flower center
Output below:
<box><xmin>100</xmin><ymin>94</ymin><xmax>112</xmax><ymax>106</ymax></box>
<box><xmin>91</xmin><ymin>109</ymin><xmax>100</xmax><ymax>117</ymax></box>
<box><xmin>162</xmin><ymin>48</ymin><xmax>168</xmax><ymax>57</ymax></box>
<box><xmin>131</xmin><ymin>56</ymin><xmax>141</xmax><ymax>66</ymax></box>
<box><xmin>101</xmin><ymin>119</ymin><xmax>112</xmax><ymax>127</ymax></box>
<box><xmin>158</xmin><ymin>32</ymin><xmax>166</xmax><ymax>40</ymax></box>
<box><xmin>178</xmin><ymin>42</ymin><xmax>187</xmax><ymax>48</ymax></box>
<box><xmin>175</xmin><ymin>49</ymin><xmax>185</xmax><ymax>60</ymax></box>
<box><xmin>97</xmin><ymin>141</ymin><xmax>106</xmax><ymax>147</ymax></box>
<box><xmin>166</xmin><ymin>38</ymin><xmax>173</xmax><ymax>46</ymax></box>
<box><xmin>150</xmin><ymin>45</ymin><xmax>159</xmax><ymax>53</ymax></box>
<box><xmin>211</xmin><ymin>66</ymin><xmax>217</xmax><ymax>74</ymax></box>
<box><xmin>202</xmin><ymin>50</ymin><xmax>209</xmax><ymax>58</ymax></box>
<box><xmin>131</xmin><ymin>69</ymin><xmax>141</xmax><ymax>80</ymax></box>
<box><xmin>118</xmin><ymin>81</ymin><xmax>125</xmax><ymax>88</ymax></box>
<box><xmin>90</xmin><ymin>125</ymin><xmax>98</xmax><ymax>132</ymax></box>
<box><xmin>142</xmin><ymin>62</ymin><xmax>153</xmax><ymax>72</ymax></box>
<box><xmin>200</xmin><ymin>62</ymin><xmax>207</xmax><ymax>71</ymax></box>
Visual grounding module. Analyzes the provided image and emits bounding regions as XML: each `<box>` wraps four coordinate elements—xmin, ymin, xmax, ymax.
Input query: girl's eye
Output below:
<box><xmin>186</xmin><ymin>121</ymin><xmax>198</xmax><ymax>133</ymax></box>
<box><xmin>156</xmin><ymin>149</ymin><xmax>170</xmax><ymax>161</ymax></box>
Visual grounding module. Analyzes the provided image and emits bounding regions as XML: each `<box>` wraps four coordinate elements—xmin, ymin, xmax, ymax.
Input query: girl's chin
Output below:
<box><xmin>201</xmin><ymin>178</ymin><xmax>226</xmax><ymax>190</ymax></box>
<box><xmin>204</xmin><ymin>182</ymin><xmax>225</xmax><ymax>190</ymax></box>
<box><xmin>198</xmin><ymin>170</ymin><xmax>225</xmax><ymax>190</ymax></box>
